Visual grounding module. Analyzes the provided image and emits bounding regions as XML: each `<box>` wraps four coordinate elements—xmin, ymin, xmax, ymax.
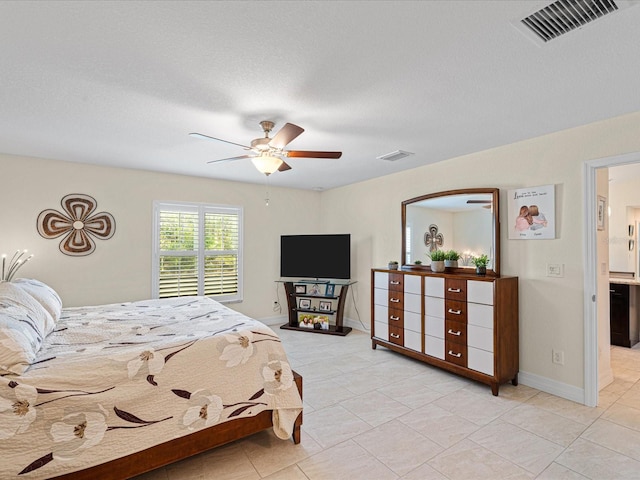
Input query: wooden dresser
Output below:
<box><xmin>371</xmin><ymin>268</ymin><xmax>519</xmax><ymax>395</ymax></box>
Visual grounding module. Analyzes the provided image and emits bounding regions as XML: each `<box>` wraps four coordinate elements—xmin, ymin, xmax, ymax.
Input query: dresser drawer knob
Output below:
<box><xmin>447</xmin><ymin>329</ymin><xmax>461</xmax><ymax>336</ymax></box>
<box><xmin>448</xmin><ymin>350</ymin><xmax>462</xmax><ymax>358</ymax></box>
<box><xmin>390</xmin><ymin>315</ymin><xmax>400</xmax><ymax>321</ymax></box>
<box><xmin>390</xmin><ymin>333</ymin><xmax>400</xmax><ymax>339</ymax></box>
<box><xmin>448</xmin><ymin>308</ymin><xmax>461</xmax><ymax>315</ymax></box>
<box><xmin>390</xmin><ymin>281</ymin><xmax>400</xmax><ymax>285</ymax></box>
<box><xmin>448</xmin><ymin>288</ymin><xmax>461</xmax><ymax>293</ymax></box>
<box><xmin>390</xmin><ymin>298</ymin><xmax>400</xmax><ymax>303</ymax></box>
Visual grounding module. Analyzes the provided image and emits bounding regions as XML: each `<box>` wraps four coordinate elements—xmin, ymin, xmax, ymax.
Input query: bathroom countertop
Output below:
<box><xmin>610</xmin><ymin>277</ymin><xmax>640</xmax><ymax>286</ymax></box>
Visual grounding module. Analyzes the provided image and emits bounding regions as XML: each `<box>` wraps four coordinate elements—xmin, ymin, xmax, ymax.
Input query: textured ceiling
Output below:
<box><xmin>1</xmin><ymin>0</ymin><xmax>640</xmax><ymax>190</ymax></box>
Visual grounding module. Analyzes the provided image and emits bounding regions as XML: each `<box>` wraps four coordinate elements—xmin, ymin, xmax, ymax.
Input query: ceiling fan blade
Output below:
<box><xmin>278</xmin><ymin>161</ymin><xmax>292</xmax><ymax>172</ymax></box>
<box><xmin>207</xmin><ymin>155</ymin><xmax>254</xmax><ymax>164</ymax></box>
<box><xmin>189</xmin><ymin>132</ymin><xmax>252</xmax><ymax>150</ymax></box>
<box><xmin>466</xmin><ymin>199</ymin><xmax>492</xmax><ymax>204</ymax></box>
<box><xmin>286</xmin><ymin>150</ymin><xmax>342</xmax><ymax>159</ymax></box>
<box><xmin>269</xmin><ymin>123</ymin><xmax>304</xmax><ymax>149</ymax></box>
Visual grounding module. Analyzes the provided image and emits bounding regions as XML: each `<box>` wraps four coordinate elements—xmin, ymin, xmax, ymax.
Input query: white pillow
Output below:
<box><xmin>0</xmin><ymin>281</ymin><xmax>54</xmax><ymax>340</ymax></box>
<box><xmin>13</xmin><ymin>278</ymin><xmax>63</xmax><ymax>323</ymax></box>
<box><xmin>0</xmin><ymin>305</ymin><xmax>42</xmax><ymax>375</ymax></box>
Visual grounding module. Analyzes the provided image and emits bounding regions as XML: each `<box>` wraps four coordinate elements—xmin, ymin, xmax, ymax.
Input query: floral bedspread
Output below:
<box><xmin>0</xmin><ymin>297</ymin><xmax>302</xmax><ymax>479</ymax></box>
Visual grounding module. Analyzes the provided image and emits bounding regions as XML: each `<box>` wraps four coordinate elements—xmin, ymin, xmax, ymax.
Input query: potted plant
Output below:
<box><xmin>388</xmin><ymin>260</ymin><xmax>399</xmax><ymax>270</ymax></box>
<box><xmin>443</xmin><ymin>250</ymin><xmax>460</xmax><ymax>269</ymax></box>
<box><xmin>427</xmin><ymin>250</ymin><xmax>446</xmax><ymax>273</ymax></box>
<box><xmin>471</xmin><ymin>254</ymin><xmax>490</xmax><ymax>276</ymax></box>
<box><xmin>414</xmin><ymin>260</ymin><xmax>423</xmax><ymax>265</ymax></box>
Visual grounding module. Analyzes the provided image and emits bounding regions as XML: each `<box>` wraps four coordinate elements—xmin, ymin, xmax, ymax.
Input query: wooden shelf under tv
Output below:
<box><xmin>277</xmin><ymin>280</ymin><xmax>356</xmax><ymax>336</ymax></box>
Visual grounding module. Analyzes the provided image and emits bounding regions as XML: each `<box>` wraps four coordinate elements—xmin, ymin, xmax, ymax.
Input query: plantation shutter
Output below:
<box><xmin>153</xmin><ymin>202</ymin><xmax>242</xmax><ymax>302</ymax></box>
<box><xmin>203</xmin><ymin>209</ymin><xmax>239</xmax><ymax>296</ymax></box>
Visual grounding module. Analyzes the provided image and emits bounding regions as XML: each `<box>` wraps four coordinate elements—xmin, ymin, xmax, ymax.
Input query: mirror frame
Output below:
<box><xmin>401</xmin><ymin>187</ymin><xmax>500</xmax><ymax>276</ymax></box>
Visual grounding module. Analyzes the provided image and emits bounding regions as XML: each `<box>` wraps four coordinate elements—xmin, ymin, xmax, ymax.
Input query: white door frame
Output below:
<box><xmin>583</xmin><ymin>151</ymin><xmax>640</xmax><ymax>407</ymax></box>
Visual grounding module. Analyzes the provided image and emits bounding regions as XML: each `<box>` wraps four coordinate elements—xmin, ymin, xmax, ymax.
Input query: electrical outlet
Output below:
<box><xmin>552</xmin><ymin>349</ymin><xmax>565</xmax><ymax>365</ymax></box>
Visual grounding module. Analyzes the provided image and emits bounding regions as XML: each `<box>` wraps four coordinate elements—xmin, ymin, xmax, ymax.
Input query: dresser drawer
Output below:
<box><xmin>467</xmin><ymin>280</ymin><xmax>494</xmax><ymax>305</ymax></box>
<box><xmin>467</xmin><ymin>303</ymin><xmax>493</xmax><ymax>329</ymax></box>
<box><xmin>468</xmin><ymin>324</ymin><xmax>493</xmax><ymax>352</ymax></box>
<box><xmin>374</xmin><ymin>271</ymin><xmax>389</xmax><ymax>289</ymax></box>
<box><xmin>388</xmin><ymin>307</ymin><xmax>404</xmax><ymax>329</ymax></box>
<box><xmin>425</xmin><ymin>335</ymin><xmax>444</xmax><ymax>359</ymax></box>
<box><xmin>404</xmin><ymin>329</ymin><xmax>422</xmax><ymax>352</ymax></box>
<box><xmin>389</xmin><ymin>325</ymin><xmax>403</xmax><ymax>345</ymax></box>
<box><xmin>404</xmin><ymin>274</ymin><xmax>422</xmax><ymax>295</ymax></box>
<box><xmin>389</xmin><ymin>273</ymin><xmax>404</xmax><ymax>292</ymax></box>
<box><xmin>388</xmin><ymin>291</ymin><xmax>404</xmax><ymax>310</ymax></box>
<box><xmin>445</xmin><ymin>299</ymin><xmax>467</xmax><ymax>322</ymax></box>
<box><xmin>468</xmin><ymin>347</ymin><xmax>494</xmax><ymax>375</ymax></box>
<box><xmin>424</xmin><ymin>277</ymin><xmax>444</xmax><ymax>298</ymax></box>
<box><xmin>445</xmin><ymin>339</ymin><xmax>467</xmax><ymax>367</ymax></box>
<box><xmin>425</xmin><ymin>296</ymin><xmax>444</xmax><ymax>319</ymax></box>
<box><xmin>445</xmin><ymin>278</ymin><xmax>467</xmax><ymax>302</ymax></box>
<box><xmin>425</xmin><ymin>315</ymin><xmax>444</xmax><ymax>338</ymax></box>
<box><xmin>374</xmin><ymin>287</ymin><xmax>389</xmax><ymax>307</ymax></box>
<box><xmin>404</xmin><ymin>310</ymin><xmax>421</xmax><ymax>333</ymax></box>
<box><xmin>374</xmin><ymin>320</ymin><xmax>388</xmax><ymax>340</ymax></box>
<box><xmin>404</xmin><ymin>292</ymin><xmax>422</xmax><ymax>314</ymax></box>
<box><xmin>373</xmin><ymin>304</ymin><xmax>389</xmax><ymax>324</ymax></box>
<box><xmin>445</xmin><ymin>319</ymin><xmax>467</xmax><ymax>345</ymax></box>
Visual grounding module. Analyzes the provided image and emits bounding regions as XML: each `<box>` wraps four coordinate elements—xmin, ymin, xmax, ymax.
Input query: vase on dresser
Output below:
<box><xmin>430</xmin><ymin>261</ymin><xmax>445</xmax><ymax>273</ymax></box>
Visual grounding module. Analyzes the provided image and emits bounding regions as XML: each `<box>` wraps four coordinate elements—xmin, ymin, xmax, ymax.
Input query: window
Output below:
<box><xmin>152</xmin><ymin>202</ymin><xmax>242</xmax><ymax>302</ymax></box>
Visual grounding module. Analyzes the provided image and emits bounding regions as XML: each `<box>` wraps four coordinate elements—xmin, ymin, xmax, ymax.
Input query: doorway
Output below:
<box><xmin>584</xmin><ymin>152</ymin><xmax>640</xmax><ymax>407</ymax></box>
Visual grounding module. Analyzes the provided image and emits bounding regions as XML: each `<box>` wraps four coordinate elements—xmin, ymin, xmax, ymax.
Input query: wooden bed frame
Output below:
<box><xmin>52</xmin><ymin>372</ymin><xmax>303</xmax><ymax>480</ymax></box>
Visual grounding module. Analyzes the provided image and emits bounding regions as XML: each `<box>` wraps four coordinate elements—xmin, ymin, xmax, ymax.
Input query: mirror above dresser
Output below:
<box><xmin>402</xmin><ymin>188</ymin><xmax>500</xmax><ymax>276</ymax></box>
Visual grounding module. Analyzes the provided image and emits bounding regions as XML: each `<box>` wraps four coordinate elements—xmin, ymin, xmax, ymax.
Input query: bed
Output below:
<box><xmin>0</xmin><ymin>279</ymin><xmax>303</xmax><ymax>479</ymax></box>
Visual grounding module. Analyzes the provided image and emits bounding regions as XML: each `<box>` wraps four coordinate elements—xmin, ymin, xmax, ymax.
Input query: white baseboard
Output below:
<box><xmin>518</xmin><ymin>370</ymin><xmax>585</xmax><ymax>405</ymax></box>
<box><xmin>344</xmin><ymin>316</ymin><xmax>370</xmax><ymax>333</ymax></box>
<box><xmin>260</xmin><ymin>315</ymin><xmax>287</xmax><ymax>327</ymax></box>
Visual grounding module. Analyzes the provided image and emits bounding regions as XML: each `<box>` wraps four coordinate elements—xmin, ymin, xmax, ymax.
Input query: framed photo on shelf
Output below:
<box><xmin>325</xmin><ymin>284</ymin><xmax>335</xmax><ymax>297</ymax></box>
<box><xmin>295</xmin><ymin>284</ymin><xmax>307</xmax><ymax>294</ymax></box>
<box><xmin>319</xmin><ymin>301</ymin><xmax>332</xmax><ymax>312</ymax></box>
<box><xmin>298</xmin><ymin>298</ymin><xmax>311</xmax><ymax>309</ymax></box>
<box><xmin>297</xmin><ymin>314</ymin><xmax>329</xmax><ymax>330</ymax></box>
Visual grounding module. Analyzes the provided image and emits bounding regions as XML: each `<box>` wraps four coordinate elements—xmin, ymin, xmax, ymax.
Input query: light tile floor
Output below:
<box><xmin>135</xmin><ymin>329</ymin><xmax>640</xmax><ymax>480</ymax></box>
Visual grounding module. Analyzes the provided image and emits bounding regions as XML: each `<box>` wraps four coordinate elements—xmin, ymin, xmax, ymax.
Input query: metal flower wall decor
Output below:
<box><xmin>424</xmin><ymin>224</ymin><xmax>444</xmax><ymax>252</ymax></box>
<box><xmin>37</xmin><ymin>194</ymin><xmax>116</xmax><ymax>256</ymax></box>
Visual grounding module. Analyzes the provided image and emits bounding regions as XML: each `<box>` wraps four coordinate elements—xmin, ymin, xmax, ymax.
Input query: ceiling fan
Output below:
<box><xmin>189</xmin><ymin>120</ymin><xmax>342</xmax><ymax>175</ymax></box>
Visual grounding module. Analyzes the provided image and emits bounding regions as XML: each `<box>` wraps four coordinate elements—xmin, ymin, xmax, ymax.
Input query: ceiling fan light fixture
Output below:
<box><xmin>251</xmin><ymin>155</ymin><xmax>283</xmax><ymax>175</ymax></box>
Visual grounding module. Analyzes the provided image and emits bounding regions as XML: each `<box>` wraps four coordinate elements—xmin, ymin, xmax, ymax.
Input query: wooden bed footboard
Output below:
<box><xmin>52</xmin><ymin>372</ymin><xmax>303</xmax><ymax>480</ymax></box>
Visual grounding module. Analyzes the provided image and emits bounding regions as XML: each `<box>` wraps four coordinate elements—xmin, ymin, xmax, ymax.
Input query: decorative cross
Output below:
<box><xmin>424</xmin><ymin>224</ymin><xmax>444</xmax><ymax>252</ymax></box>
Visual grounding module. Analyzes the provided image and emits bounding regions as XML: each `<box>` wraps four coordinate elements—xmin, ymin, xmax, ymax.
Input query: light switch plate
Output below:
<box><xmin>547</xmin><ymin>263</ymin><xmax>564</xmax><ymax>277</ymax></box>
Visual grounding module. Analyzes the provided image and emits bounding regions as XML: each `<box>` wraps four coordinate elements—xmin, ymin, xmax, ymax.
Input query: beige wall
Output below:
<box><xmin>322</xmin><ymin>111</ymin><xmax>640</xmax><ymax>391</ymax></box>
<box><xmin>3</xmin><ymin>110</ymin><xmax>640</xmax><ymax>394</ymax></box>
<box><xmin>0</xmin><ymin>154</ymin><xmax>321</xmax><ymax>320</ymax></box>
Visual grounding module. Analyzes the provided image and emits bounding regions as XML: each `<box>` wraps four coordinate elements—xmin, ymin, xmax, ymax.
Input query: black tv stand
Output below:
<box><xmin>276</xmin><ymin>280</ymin><xmax>355</xmax><ymax>336</ymax></box>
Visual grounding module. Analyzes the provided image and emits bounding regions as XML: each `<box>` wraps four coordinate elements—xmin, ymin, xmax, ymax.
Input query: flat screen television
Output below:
<box><xmin>280</xmin><ymin>234</ymin><xmax>351</xmax><ymax>280</ymax></box>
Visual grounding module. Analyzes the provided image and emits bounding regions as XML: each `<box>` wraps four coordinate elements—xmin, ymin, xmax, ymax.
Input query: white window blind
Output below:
<box><xmin>153</xmin><ymin>202</ymin><xmax>242</xmax><ymax>302</ymax></box>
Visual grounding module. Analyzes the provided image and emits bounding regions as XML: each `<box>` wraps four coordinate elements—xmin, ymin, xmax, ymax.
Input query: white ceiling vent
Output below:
<box><xmin>515</xmin><ymin>0</ymin><xmax>637</xmax><ymax>44</ymax></box>
<box><xmin>376</xmin><ymin>150</ymin><xmax>414</xmax><ymax>162</ymax></box>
